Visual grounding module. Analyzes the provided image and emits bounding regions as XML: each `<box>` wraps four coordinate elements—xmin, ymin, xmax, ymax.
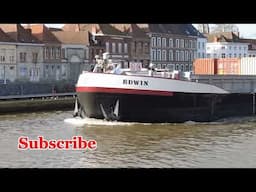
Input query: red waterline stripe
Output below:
<box><xmin>76</xmin><ymin>87</ymin><xmax>173</xmax><ymax>96</ymax></box>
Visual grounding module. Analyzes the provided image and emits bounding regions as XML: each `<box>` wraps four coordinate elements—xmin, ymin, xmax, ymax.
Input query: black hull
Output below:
<box><xmin>77</xmin><ymin>92</ymin><xmax>254</xmax><ymax>123</ymax></box>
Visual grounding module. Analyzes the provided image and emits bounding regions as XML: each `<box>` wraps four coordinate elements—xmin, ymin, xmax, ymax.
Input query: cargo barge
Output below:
<box><xmin>74</xmin><ymin>53</ymin><xmax>256</xmax><ymax>123</ymax></box>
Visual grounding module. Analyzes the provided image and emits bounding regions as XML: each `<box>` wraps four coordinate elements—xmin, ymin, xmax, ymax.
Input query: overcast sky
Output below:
<box><xmin>45</xmin><ymin>24</ymin><xmax>256</xmax><ymax>39</ymax></box>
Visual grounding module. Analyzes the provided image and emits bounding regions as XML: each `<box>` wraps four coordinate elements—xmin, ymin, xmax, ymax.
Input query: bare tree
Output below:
<box><xmin>211</xmin><ymin>24</ymin><xmax>239</xmax><ymax>33</ymax></box>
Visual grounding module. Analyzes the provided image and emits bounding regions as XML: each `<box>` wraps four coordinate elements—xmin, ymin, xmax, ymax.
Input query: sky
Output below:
<box><xmin>45</xmin><ymin>24</ymin><xmax>256</xmax><ymax>39</ymax></box>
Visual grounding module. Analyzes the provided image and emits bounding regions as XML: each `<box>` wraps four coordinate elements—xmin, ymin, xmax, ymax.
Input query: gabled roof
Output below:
<box><xmin>0</xmin><ymin>24</ymin><xmax>42</xmax><ymax>43</ymax></box>
<box><xmin>62</xmin><ymin>24</ymin><xmax>80</xmax><ymax>32</ymax></box>
<box><xmin>205</xmin><ymin>32</ymin><xmax>240</xmax><ymax>43</ymax></box>
<box><xmin>52</xmin><ymin>31</ymin><xmax>89</xmax><ymax>45</ymax></box>
<box><xmin>0</xmin><ymin>28</ymin><xmax>16</xmax><ymax>42</ymax></box>
<box><xmin>26</xmin><ymin>24</ymin><xmax>61</xmax><ymax>44</ymax></box>
<box><xmin>110</xmin><ymin>24</ymin><xmax>148</xmax><ymax>38</ymax></box>
<box><xmin>62</xmin><ymin>24</ymin><xmax>127</xmax><ymax>36</ymax></box>
<box><xmin>136</xmin><ymin>24</ymin><xmax>203</xmax><ymax>37</ymax></box>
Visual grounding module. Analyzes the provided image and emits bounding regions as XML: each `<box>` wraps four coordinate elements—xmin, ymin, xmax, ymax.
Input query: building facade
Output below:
<box><xmin>197</xmin><ymin>35</ymin><xmax>207</xmax><ymax>58</ymax></box>
<box><xmin>205</xmin><ymin>32</ymin><xmax>249</xmax><ymax>58</ymax></box>
<box><xmin>0</xmin><ymin>28</ymin><xmax>17</xmax><ymax>83</ymax></box>
<box><xmin>0</xmin><ymin>24</ymin><xmax>44</xmax><ymax>82</ymax></box>
<box><xmin>62</xmin><ymin>24</ymin><xmax>131</xmax><ymax>65</ymax></box>
<box><xmin>52</xmin><ymin>31</ymin><xmax>90</xmax><ymax>82</ymax></box>
<box><xmin>111</xmin><ymin>24</ymin><xmax>150</xmax><ymax>68</ymax></box>
<box><xmin>139</xmin><ymin>24</ymin><xmax>198</xmax><ymax>71</ymax></box>
<box><xmin>28</xmin><ymin>24</ymin><xmax>63</xmax><ymax>81</ymax></box>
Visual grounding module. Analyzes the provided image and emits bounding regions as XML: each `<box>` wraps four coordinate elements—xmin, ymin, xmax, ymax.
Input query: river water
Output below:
<box><xmin>0</xmin><ymin>110</ymin><xmax>256</xmax><ymax>168</ymax></box>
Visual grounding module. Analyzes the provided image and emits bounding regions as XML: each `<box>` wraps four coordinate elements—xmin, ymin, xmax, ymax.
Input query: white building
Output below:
<box><xmin>205</xmin><ymin>32</ymin><xmax>249</xmax><ymax>58</ymax></box>
<box><xmin>0</xmin><ymin>24</ymin><xmax>44</xmax><ymax>82</ymax></box>
<box><xmin>196</xmin><ymin>34</ymin><xmax>207</xmax><ymax>58</ymax></box>
<box><xmin>52</xmin><ymin>31</ymin><xmax>90</xmax><ymax>82</ymax></box>
<box><xmin>0</xmin><ymin>28</ymin><xmax>17</xmax><ymax>83</ymax></box>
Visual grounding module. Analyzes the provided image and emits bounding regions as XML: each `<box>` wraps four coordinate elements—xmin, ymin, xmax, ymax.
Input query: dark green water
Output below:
<box><xmin>0</xmin><ymin>110</ymin><xmax>256</xmax><ymax>168</ymax></box>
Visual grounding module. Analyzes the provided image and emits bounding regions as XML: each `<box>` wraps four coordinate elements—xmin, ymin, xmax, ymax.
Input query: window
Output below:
<box><xmin>198</xmin><ymin>52</ymin><xmax>201</xmax><ymax>58</ymax></box>
<box><xmin>207</xmin><ymin>53</ymin><xmax>210</xmax><ymax>58</ymax></box>
<box><xmin>43</xmin><ymin>47</ymin><xmax>46</xmax><ymax>59</ymax></box>
<box><xmin>229</xmin><ymin>53</ymin><xmax>232</xmax><ymax>58</ymax></box>
<box><xmin>32</xmin><ymin>52</ymin><xmax>38</xmax><ymax>63</ymax></box>
<box><xmin>9</xmin><ymin>56</ymin><xmax>14</xmax><ymax>63</ymax></box>
<box><xmin>157</xmin><ymin>37</ymin><xmax>161</xmax><ymax>47</ymax></box>
<box><xmin>234</xmin><ymin>53</ymin><xmax>237</xmax><ymax>57</ymax></box>
<box><xmin>185</xmin><ymin>64</ymin><xmax>189</xmax><ymax>71</ymax></box>
<box><xmin>244</xmin><ymin>54</ymin><xmax>247</xmax><ymax>57</ymax></box>
<box><xmin>176</xmin><ymin>39</ymin><xmax>179</xmax><ymax>48</ymax></box>
<box><xmin>214</xmin><ymin>53</ymin><xmax>217</xmax><ymax>58</ymax></box>
<box><xmin>106</xmin><ymin>42</ymin><xmax>109</xmax><ymax>52</ymax></box>
<box><xmin>124</xmin><ymin>43</ymin><xmax>128</xmax><ymax>53</ymax></box>
<box><xmin>193</xmin><ymin>40</ymin><xmax>197</xmax><ymax>49</ymax></box>
<box><xmin>190</xmin><ymin>51</ymin><xmax>193</xmax><ymax>61</ymax></box>
<box><xmin>112</xmin><ymin>42</ymin><xmax>116</xmax><ymax>53</ymax></box>
<box><xmin>151</xmin><ymin>37</ymin><xmax>156</xmax><ymax>47</ymax></box>
<box><xmin>118</xmin><ymin>43</ymin><xmax>122</xmax><ymax>53</ymax></box>
<box><xmin>221</xmin><ymin>53</ymin><xmax>226</xmax><ymax>58</ymax></box>
<box><xmin>162</xmin><ymin>50</ymin><xmax>167</xmax><ymax>61</ymax></box>
<box><xmin>185</xmin><ymin>40</ymin><xmax>188</xmax><ymax>48</ymax></box>
<box><xmin>169</xmin><ymin>50</ymin><xmax>173</xmax><ymax>61</ymax></box>
<box><xmin>56</xmin><ymin>48</ymin><xmax>61</xmax><ymax>59</ymax></box>
<box><xmin>239</xmin><ymin>54</ymin><xmax>241</xmax><ymax>58</ymax></box>
<box><xmin>20</xmin><ymin>52</ymin><xmax>26</xmax><ymax>62</ymax></box>
<box><xmin>175</xmin><ymin>64</ymin><xmax>179</xmax><ymax>70</ymax></box>
<box><xmin>61</xmin><ymin>48</ymin><xmax>65</xmax><ymax>59</ymax></box>
<box><xmin>162</xmin><ymin>38</ymin><xmax>166</xmax><ymax>48</ymax></box>
<box><xmin>180</xmin><ymin>51</ymin><xmax>184</xmax><ymax>61</ymax></box>
<box><xmin>202</xmin><ymin>53</ymin><xmax>205</xmax><ymax>58</ymax></box>
<box><xmin>185</xmin><ymin>51</ymin><xmax>188</xmax><ymax>61</ymax></box>
<box><xmin>157</xmin><ymin>49</ymin><xmax>161</xmax><ymax>61</ymax></box>
<box><xmin>169</xmin><ymin>38</ymin><xmax>173</xmax><ymax>48</ymax></box>
<box><xmin>181</xmin><ymin>64</ymin><xmax>184</xmax><ymax>72</ymax></box>
<box><xmin>45</xmin><ymin>48</ymin><xmax>49</xmax><ymax>59</ymax></box>
<box><xmin>198</xmin><ymin>41</ymin><xmax>200</xmax><ymax>49</ymax></box>
<box><xmin>176</xmin><ymin>51</ymin><xmax>179</xmax><ymax>61</ymax></box>
<box><xmin>189</xmin><ymin>40</ymin><xmax>192</xmax><ymax>48</ymax></box>
<box><xmin>189</xmin><ymin>65</ymin><xmax>192</xmax><ymax>71</ymax></box>
<box><xmin>202</xmin><ymin>42</ymin><xmax>205</xmax><ymax>49</ymax></box>
<box><xmin>151</xmin><ymin>49</ymin><xmax>156</xmax><ymax>60</ymax></box>
<box><xmin>180</xmin><ymin>39</ymin><xmax>184</xmax><ymax>48</ymax></box>
<box><xmin>51</xmin><ymin>47</ymin><xmax>55</xmax><ymax>58</ymax></box>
